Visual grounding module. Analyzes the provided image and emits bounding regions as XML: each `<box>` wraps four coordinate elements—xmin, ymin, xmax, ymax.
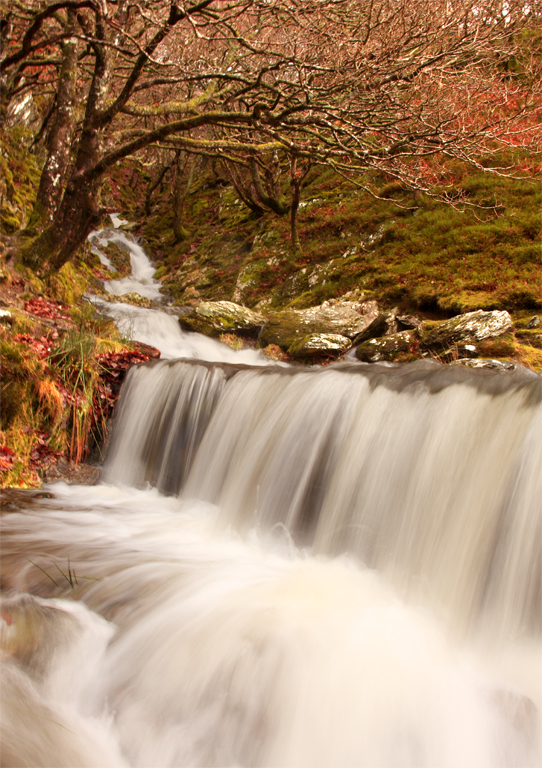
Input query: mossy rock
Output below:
<box><xmin>450</xmin><ymin>359</ymin><xmax>518</xmax><ymax>371</ymax></box>
<box><xmin>420</xmin><ymin>310</ymin><xmax>514</xmax><ymax>350</ymax></box>
<box><xmin>180</xmin><ymin>301</ymin><xmax>265</xmax><ymax>337</ymax></box>
<box><xmin>109</xmin><ymin>292</ymin><xmax>155</xmax><ymax>308</ymax></box>
<box><xmin>288</xmin><ymin>333</ymin><xmax>352</xmax><ymax>359</ymax></box>
<box><xmin>355</xmin><ymin>331</ymin><xmax>415</xmax><ymax>363</ymax></box>
<box><xmin>259</xmin><ymin>300</ymin><xmax>381</xmax><ymax>350</ymax></box>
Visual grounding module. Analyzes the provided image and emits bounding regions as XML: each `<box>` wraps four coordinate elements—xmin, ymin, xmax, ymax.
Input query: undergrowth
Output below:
<box><xmin>129</xmin><ymin>155</ymin><xmax>540</xmax><ymax>317</ymax></box>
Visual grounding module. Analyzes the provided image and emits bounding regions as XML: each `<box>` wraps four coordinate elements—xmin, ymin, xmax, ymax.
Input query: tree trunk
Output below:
<box><xmin>250</xmin><ymin>158</ymin><xmax>289</xmax><ymax>215</ymax></box>
<box><xmin>27</xmin><ymin>10</ymin><xmax>78</xmax><ymax>231</ymax></box>
<box><xmin>145</xmin><ymin>164</ymin><xmax>170</xmax><ymax>217</ymax></box>
<box><xmin>22</xmin><ymin>174</ymin><xmax>101</xmax><ymax>275</ymax></box>
<box><xmin>173</xmin><ymin>151</ymin><xmax>197</xmax><ymax>242</ymax></box>
<box><xmin>290</xmin><ymin>156</ymin><xmax>310</xmax><ymax>252</ymax></box>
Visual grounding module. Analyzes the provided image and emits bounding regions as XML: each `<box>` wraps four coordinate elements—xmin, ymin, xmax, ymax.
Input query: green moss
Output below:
<box><xmin>107</xmin><ymin>149</ymin><xmax>541</xmax><ymax>323</ymax></box>
<box><xmin>47</xmin><ymin>262</ymin><xmax>95</xmax><ymax>306</ymax></box>
<box><xmin>0</xmin><ymin>126</ymin><xmax>41</xmax><ymax>235</ymax></box>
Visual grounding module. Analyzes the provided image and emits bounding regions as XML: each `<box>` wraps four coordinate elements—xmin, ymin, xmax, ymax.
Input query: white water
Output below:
<box><xmin>1</xmin><ymin>223</ymin><xmax>541</xmax><ymax>767</ymax></box>
<box><xmin>87</xmin><ymin>220</ymin><xmax>274</xmax><ymax>365</ymax></box>
<box><xmin>88</xmin><ymin>220</ymin><xmax>162</xmax><ymax>300</ymax></box>
<box><xmin>1</xmin><ymin>484</ymin><xmax>540</xmax><ymax>768</ymax></box>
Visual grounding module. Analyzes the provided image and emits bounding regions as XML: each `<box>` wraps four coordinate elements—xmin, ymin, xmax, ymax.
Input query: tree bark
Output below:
<box><xmin>22</xmin><ymin>174</ymin><xmax>101</xmax><ymax>275</ymax></box>
<box><xmin>250</xmin><ymin>158</ymin><xmax>289</xmax><ymax>215</ymax></box>
<box><xmin>173</xmin><ymin>151</ymin><xmax>197</xmax><ymax>242</ymax></box>
<box><xmin>290</xmin><ymin>157</ymin><xmax>310</xmax><ymax>253</ymax></box>
<box><xmin>27</xmin><ymin>9</ymin><xmax>78</xmax><ymax>231</ymax></box>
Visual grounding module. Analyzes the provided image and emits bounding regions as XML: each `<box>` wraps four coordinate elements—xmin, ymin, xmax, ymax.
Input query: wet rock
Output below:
<box><xmin>351</xmin><ymin>313</ymin><xmax>390</xmax><ymax>345</ymax></box>
<box><xmin>420</xmin><ymin>310</ymin><xmax>513</xmax><ymax>351</ymax></box>
<box><xmin>259</xmin><ymin>300</ymin><xmax>380</xmax><ymax>350</ymax></box>
<box><xmin>396</xmin><ymin>314</ymin><xmax>422</xmax><ymax>331</ymax></box>
<box><xmin>456</xmin><ymin>343</ymin><xmax>479</xmax><ymax>358</ymax></box>
<box><xmin>288</xmin><ymin>333</ymin><xmax>352</xmax><ymax>359</ymax></box>
<box><xmin>180</xmin><ymin>300</ymin><xmax>265</xmax><ymax>337</ymax></box>
<box><xmin>132</xmin><ymin>341</ymin><xmax>161</xmax><ymax>359</ymax></box>
<box><xmin>451</xmin><ymin>358</ymin><xmax>517</xmax><ymax>371</ymax></box>
<box><xmin>44</xmin><ymin>460</ymin><xmax>100</xmax><ymax>485</ymax></box>
<box><xmin>355</xmin><ymin>331</ymin><xmax>414</xmax><ymax>363</ymax></box>
<box><xmin>109</xmin><ymin>292</ymin><xmax>155</xmax><ymax>308</ymax></box>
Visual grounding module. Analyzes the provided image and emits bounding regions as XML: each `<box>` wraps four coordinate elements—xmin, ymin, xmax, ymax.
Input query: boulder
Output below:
<box><xmin>420</xmin><ymin>310</ymin><xmax>513</xmax><ymax>351</ymax></box>
<box><xmin>112</xmin><ymin>292</ymin><xmax>155</xmax><ymax>308</ymax></box>
<box><xmin>288</xmin><ymin>333</ymin><xmax>352</xmax><ymax>359</ymax></box>
<box><xmin>396</xmin><ymin>314</ymin><xmax>422</xmax><ymax>331</ymax></box>
<box><xmin>259</xmin><ymin>299</ymin><xmax>380</xmax><ymax>350</ymax></box>
<box><xmin>450</xmin><ymin>358</ymin><xmax>517</xmax><ymax>371</ymax></box>
<box><xmin>355</xmin><ymin>331</ymin><xmax>414</xmax><ymax>363</ymax></box>
<box><xmin>351</xmin><ymin>313</ymin><xmax>390</xmax><ymax>345</ymax></box>
<box><xmin>180</xmin><ymin>300</ymin><xmax>265</xmax><ymax>337</ymax></box>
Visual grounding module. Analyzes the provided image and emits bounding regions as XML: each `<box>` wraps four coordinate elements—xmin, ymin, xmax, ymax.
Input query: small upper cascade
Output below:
<box><xmin>87</xmin><ymin>216</ymin><xmax>276</xmax><ymax>366</ymax></box>
<box><xmin>88</xmin><ymin>213</ymin><xmax>162</xmax><ymax>300</ymax></box>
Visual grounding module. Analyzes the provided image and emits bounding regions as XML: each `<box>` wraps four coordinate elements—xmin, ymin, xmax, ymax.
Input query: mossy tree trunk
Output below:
<box><xmin>26</xmin><ymin>9</ymin><xmax>78</xmax><ymax>232</ymax></box>
<box><xmin>145</xmin><ymin>164</ymin><xmax>171</xmax><ymax>217</ymax></box>
<box><xmin>173</xmin><ymin>150</ymin><xmax>197</xmax><ymax>242</ymax></box>
<box><xmin>290</xmin><ymin>156</ymin><xmax>311</xmax><ymax>253</ymax></box>
<box><xmin>250</xmin><ymin>157</ymin><xmax>289</xmax><ymax>215</ymax></box>
<box><xmin>21</xmin><ymin>173</ymin><xmax>102</xmax><ymax>275</ymax></box>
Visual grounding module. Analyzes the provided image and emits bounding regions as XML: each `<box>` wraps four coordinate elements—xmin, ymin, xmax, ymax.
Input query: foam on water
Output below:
<box><xmin>1</xmin><ymin>218</ymin><xmax>540</xmax><ymax>767</ymax></box>
<box><xmin>1</xmin><ymin>485</ymin><xmax>539</xmax><ymax>767</ymax></box>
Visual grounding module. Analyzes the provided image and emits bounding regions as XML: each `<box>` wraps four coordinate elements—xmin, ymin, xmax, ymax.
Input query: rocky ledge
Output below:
<box><xmin>174</xmin><ymin>298</ymin><xmax>534</xmax><ymax>368</ymax></box>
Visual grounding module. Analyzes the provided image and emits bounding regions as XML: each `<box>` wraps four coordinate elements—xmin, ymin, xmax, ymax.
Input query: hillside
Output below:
<box><xmin>1</xmin><ymin>126</ymin><xmax>541</xmax><ymax>487</ymax></box>
<box><xmin>106</xmin><ymin>155</ymin><xmax>541</xmax><ymax>365</ymax></box>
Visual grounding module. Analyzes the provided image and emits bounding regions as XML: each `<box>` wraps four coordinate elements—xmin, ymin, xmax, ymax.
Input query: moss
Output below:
<box><xmin>477</xmin><ymin>334</ymin><xmax>518</xmax><ymax>358</ymax></box>
<box><xmin>47</xmin><ymin>261</ymin><xmax>96</xmax><ymax>306</ymax></box>
<box><xmin>0</xmin><ymin>126</ymin><xmax>40</xmax><ymax>235</ymax></box>
<box><xmin>515</xmin><ymin>344</ymin><xmax>542</xmax><ymax>372</ymax></box>
<box><xmin>153</xmin><ymin>265</ymin><xmax>168</xmax><ymax>280</ymax></box>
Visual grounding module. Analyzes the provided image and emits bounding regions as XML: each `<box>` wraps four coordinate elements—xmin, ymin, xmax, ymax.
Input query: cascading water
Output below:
<box><xmin>87</xmin><ymin>216</ymin><xmax>274</xmax><ymax>365</ymax></box>
<box><xmin>1</xmin><ymin>226</ymin><xmax>541</xmax><ymax>767</ymax></box>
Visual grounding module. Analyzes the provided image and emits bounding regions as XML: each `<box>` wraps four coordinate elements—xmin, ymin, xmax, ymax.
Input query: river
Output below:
<box><xmin>1</xmin><ymin>223</ymin><xmax>540</xmax><ymax>767</ymax></box>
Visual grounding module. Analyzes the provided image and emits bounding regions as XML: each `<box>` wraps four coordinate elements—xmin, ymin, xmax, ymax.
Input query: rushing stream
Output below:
<box><xmin>1</xmin><ymin>225</ymin><xmax>541</xmax><ymax>767</ymax></box>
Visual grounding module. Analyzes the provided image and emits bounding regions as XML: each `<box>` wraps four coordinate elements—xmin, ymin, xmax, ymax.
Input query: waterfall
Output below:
<box><xmin>1</xmin><ymin>230</ymin><xmax>541</xmax><ymax>767</ymax></box>
<box><xmin>104</xmin><ymin>357</ymin><xmax>541</xmax><ymax>641</ymax></box>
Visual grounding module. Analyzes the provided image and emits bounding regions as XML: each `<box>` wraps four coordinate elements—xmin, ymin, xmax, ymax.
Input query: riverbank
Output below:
<box><xmin>1</xmin><ymin>131</ymin><xmax>540</xmax><ymax>488</ymax></box>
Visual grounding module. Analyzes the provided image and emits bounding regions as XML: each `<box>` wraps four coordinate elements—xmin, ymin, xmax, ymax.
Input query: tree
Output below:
<box><xmin>1</xmin><ymin>0</ymin><xmax>539</xmax><ymax>273</ymax></box>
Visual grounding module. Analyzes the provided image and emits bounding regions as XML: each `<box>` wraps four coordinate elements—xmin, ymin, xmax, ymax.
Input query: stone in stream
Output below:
<box><xmin>101</xmin><ymin>292</ymin><xmax>155</xmax><ymax>308</ymax></box>
<box><xmin>259</xmin><ymin>299</ymin><xmax>381</xmax><ymax>350</ymax></box>
<box><xmin>355</xmin><ymin>331</ymin><xmax>415</xmax><ymax>362</ymax></box>
<box><xmin>420</xmin><ymin>310</ymin><xmax>513</xmax><ymax>351</ymax></box>
<box><xmin>450</xmin><ymin>358</ymin><xmax>517</xmax><ymax>371</ymax></box>
<box><xmin>288</xmin><ymin>333</ymin><xmax>353</xmax><ymax>358</ymax></box>
<box><xmin>180</xmin><ymin>300</ymin><xmax>265</xmax><ymax>337</ymax></box>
